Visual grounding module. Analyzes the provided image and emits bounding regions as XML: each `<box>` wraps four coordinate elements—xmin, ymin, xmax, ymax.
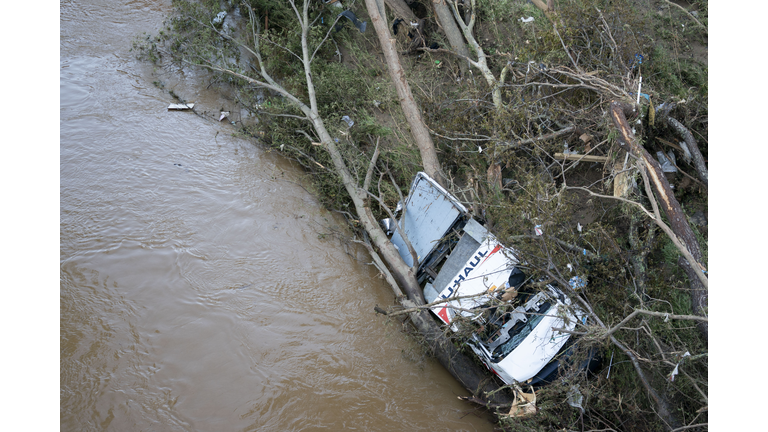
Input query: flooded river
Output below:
<box><xmin>60</xmin><ymin>0</ymin><xmax>494</xmax><ymax>430</ymax></box>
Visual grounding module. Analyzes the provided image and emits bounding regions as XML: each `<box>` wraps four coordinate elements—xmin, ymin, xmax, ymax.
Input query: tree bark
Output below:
<box><xmin>431</xmin><ymin>0</ymin><xmax>470</xmax><ymax>76</ymax></box>
<box><xmin>444</xmin><ymin>0</ymin><xmax>506</xmax><ymax>109</ymax></box>
<box><xmin>366</xmin><ymin>0</ymin><xmax>447</xmax><ymax>187</ymax></box>
<box><xmin>383</xmin><ymin>0</ymin><xmax>417</xmax><ymax>22</ymax></box>
<box><xmin>610</xmin><ymin>101</ymin><xmax>708</xmax><ymax>340</ymax></box>
<box><xmin>664</xmin><ymin>116</ymin><xmax>708</xmax><ymax>186</ymax></box>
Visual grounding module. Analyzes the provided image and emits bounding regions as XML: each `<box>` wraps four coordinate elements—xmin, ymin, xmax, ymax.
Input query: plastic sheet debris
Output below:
<box><xmin>567</xmin><ymin>385</ymin><xmax>584</xmax><ymax>413</ymax></box>
<box><xmin>519</xmin><ymin>16</ymin><xmax>535</xmax><ymax>23</ymax></box>
<box><xmin>569</xmin><ymin>276</ymin><xmax>587</xmax><ymax>290</ymax></box>
<box><xmin>213</xmin><ymin>11</ymin><xmax>227</xmax><ymax>26</ymax></box>
<box><xmin>219</xmin><ymin>111</ymin><xmax>230</xmax><ymax>121</ymax></box>
<box><xmin>577</xmin><ymin>222</ymin><xmax>583</xmax><ymax>232</ymax></box>
<box><xmin>341</xmin><ymin>115</ymin><xmax>354</xmax><ymax>127</ymax></box>
<box><xmin>656</xmin><ymin>150</ymin><xmax>678</xmax><ymax>173</ymax></box>
<box><xmin>337</xmin><ymin>10</ymin><xmax>366</xmax><ymax>33</ymax></box>
<box><xmin>534</xmin><ymin>225</ymin><xmax>543</xmax><ymax>236</ymax></box>
<box><xmin>668</xmin><ymin>351</ymin><xmax>691</xmax><ymax>382</ymax></box>
<box><xmin>168</xmin><ymin>103</ymin><xmax>194</xmax><ymax>110</ymax></box>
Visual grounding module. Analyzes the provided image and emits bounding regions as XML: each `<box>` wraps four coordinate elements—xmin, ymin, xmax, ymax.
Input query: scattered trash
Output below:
<box><xmin>656</xmin><ymin>150</ymin><xmax>678</xmax><ymax>173</ymax></box>
<box><xmin>337</xmin><ymin>10</ymin><xmax>366</xmax><ymax>33</ymax></box>
<box><xmin>213</xmin><ymin>11</ymin><xmax>227</xmax><ymax>26</ymax></box>
<box><xmin>567</xmin><ymin>263</ymin><xmax>573</xmax><ymax>273</ymax></box>
<box><xmin>325</xmin><ymin>0</ymin><xmax>343</xmax><ymax>8</ymax></box>
<box><xmin>534</xmin><ymin>224</ymin><xmax>543</xmax><ymax>236</ymax></box>
<box><xmin>577</xmin><ymin>222</ymin><xmax>583</xmax><ymax>232</ymax></box>
<box><xmin>519</xmin><ymin>16</ymin><xmax>535</xmax><ymax>23</ymax></box>
<box><xmin>168</xmin><ymin>103</ymin><xmax>194</xmax><ymax>110</ymax></box>
<box><xmin>569</xmin><ymin>276</ymin><xmax>587</xmax><ymax>290</ymax></box>
<box><xmin>341</xmin><ymin>115</ymin><xmax>354</xmax><ymax>127</ymax></box>
<box><xmin>668</xmin><ymin>352</ymin><xmax>691</xmax><ymax>382</ymax></box>
<box><xmin>478</xmin><ymin>146</ymin><xmax>483</xmax><ymax>153</ymax></box>
<box><xmin>636</xmin><ymin>76</ymin><xmax>643</xmax><ymax>104</ymax></box>
<box><xmin>219</xmin><ymin>111</ymin><xmax>230</xmax><ymax>121</ymax></box>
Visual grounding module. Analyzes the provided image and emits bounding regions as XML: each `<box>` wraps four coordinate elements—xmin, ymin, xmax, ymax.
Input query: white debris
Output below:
<box><xmin>168</xmin><ymin>103</ymin><xmax>194</xmax><ymax>110</ymax></box>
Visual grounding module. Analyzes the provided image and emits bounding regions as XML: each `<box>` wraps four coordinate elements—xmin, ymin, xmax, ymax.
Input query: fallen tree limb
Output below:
<box><xmin>610</xmin><ymin>101</ymin><xmax>708</xmax><ymax>340</ymax></box>
<box><xmin>664</xmin><ymin>116</ymin><xmax>708</xmax><ymax>186</ymax></box>
<box><xmin>603</xmin><ymin>309</ymin><xmax>709</xmax><ymax>339</ymax></box>
<box><xmin>553</xmin><ymin>153</ymin><xmax>610</xmax><ymax>163</ymax></box>
<box><xmin>501</xmin><ymin>125</ymin><xmax>575</xmax><ymax>148</ymax></box>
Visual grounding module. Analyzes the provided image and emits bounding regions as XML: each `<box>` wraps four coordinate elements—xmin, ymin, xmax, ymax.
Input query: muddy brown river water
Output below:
<box><xmin>60</xmin><ymin>0</ymin><xmax>494</xmax><ymax>430</ymax></box>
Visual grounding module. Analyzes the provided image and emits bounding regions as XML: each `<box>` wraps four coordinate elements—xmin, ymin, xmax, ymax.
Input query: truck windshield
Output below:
<box><xmin>490</xmin><ymin>301</ymin><xmax>552</xmax><ymax>362</ymax></box>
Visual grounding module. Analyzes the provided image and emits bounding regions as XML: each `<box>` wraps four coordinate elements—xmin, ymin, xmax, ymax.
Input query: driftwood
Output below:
<box><xmin>610</xmin><ymin>102</ymin><xmax>708</xmax><ymax>340</ymax></box>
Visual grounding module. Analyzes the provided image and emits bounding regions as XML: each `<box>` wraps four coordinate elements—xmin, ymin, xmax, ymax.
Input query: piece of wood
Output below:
<box><xmin>554</xmin><ymin>153</ymin><xmax>609</xmax><ymax>163</ymax></box>
<box><xmin>613</xmin><ymin>161</ymin><xmax>634</xmax><ymax>198</ymax></box>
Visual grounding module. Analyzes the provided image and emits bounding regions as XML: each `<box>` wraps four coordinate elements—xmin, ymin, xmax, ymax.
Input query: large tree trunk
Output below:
<box><xmin>610</xmin><ymin>102</ymin><xmax>708</xmax><ymax>340</ymax></box>
<box><xmin>431</xmin><ymin>0</ymin><xmax>470</xmax><ymax>76</ymax></box>
<box><xmin>366</xmin><ymin>0</ymin><xmax>447</xmax><ymax>187</ymax></box>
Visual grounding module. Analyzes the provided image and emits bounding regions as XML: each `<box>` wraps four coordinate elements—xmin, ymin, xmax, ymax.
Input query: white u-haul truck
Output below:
<box><xmin>389</xmin><ymin>173</ymin><xmax>591</xmax><ymax>386</ymax></box>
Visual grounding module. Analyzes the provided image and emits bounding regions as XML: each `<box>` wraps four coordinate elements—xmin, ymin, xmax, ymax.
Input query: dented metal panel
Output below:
<box><xmin>390</xmin><ymin>172</ymin><xmax>467</xmax><ymax>268</ymax></box>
